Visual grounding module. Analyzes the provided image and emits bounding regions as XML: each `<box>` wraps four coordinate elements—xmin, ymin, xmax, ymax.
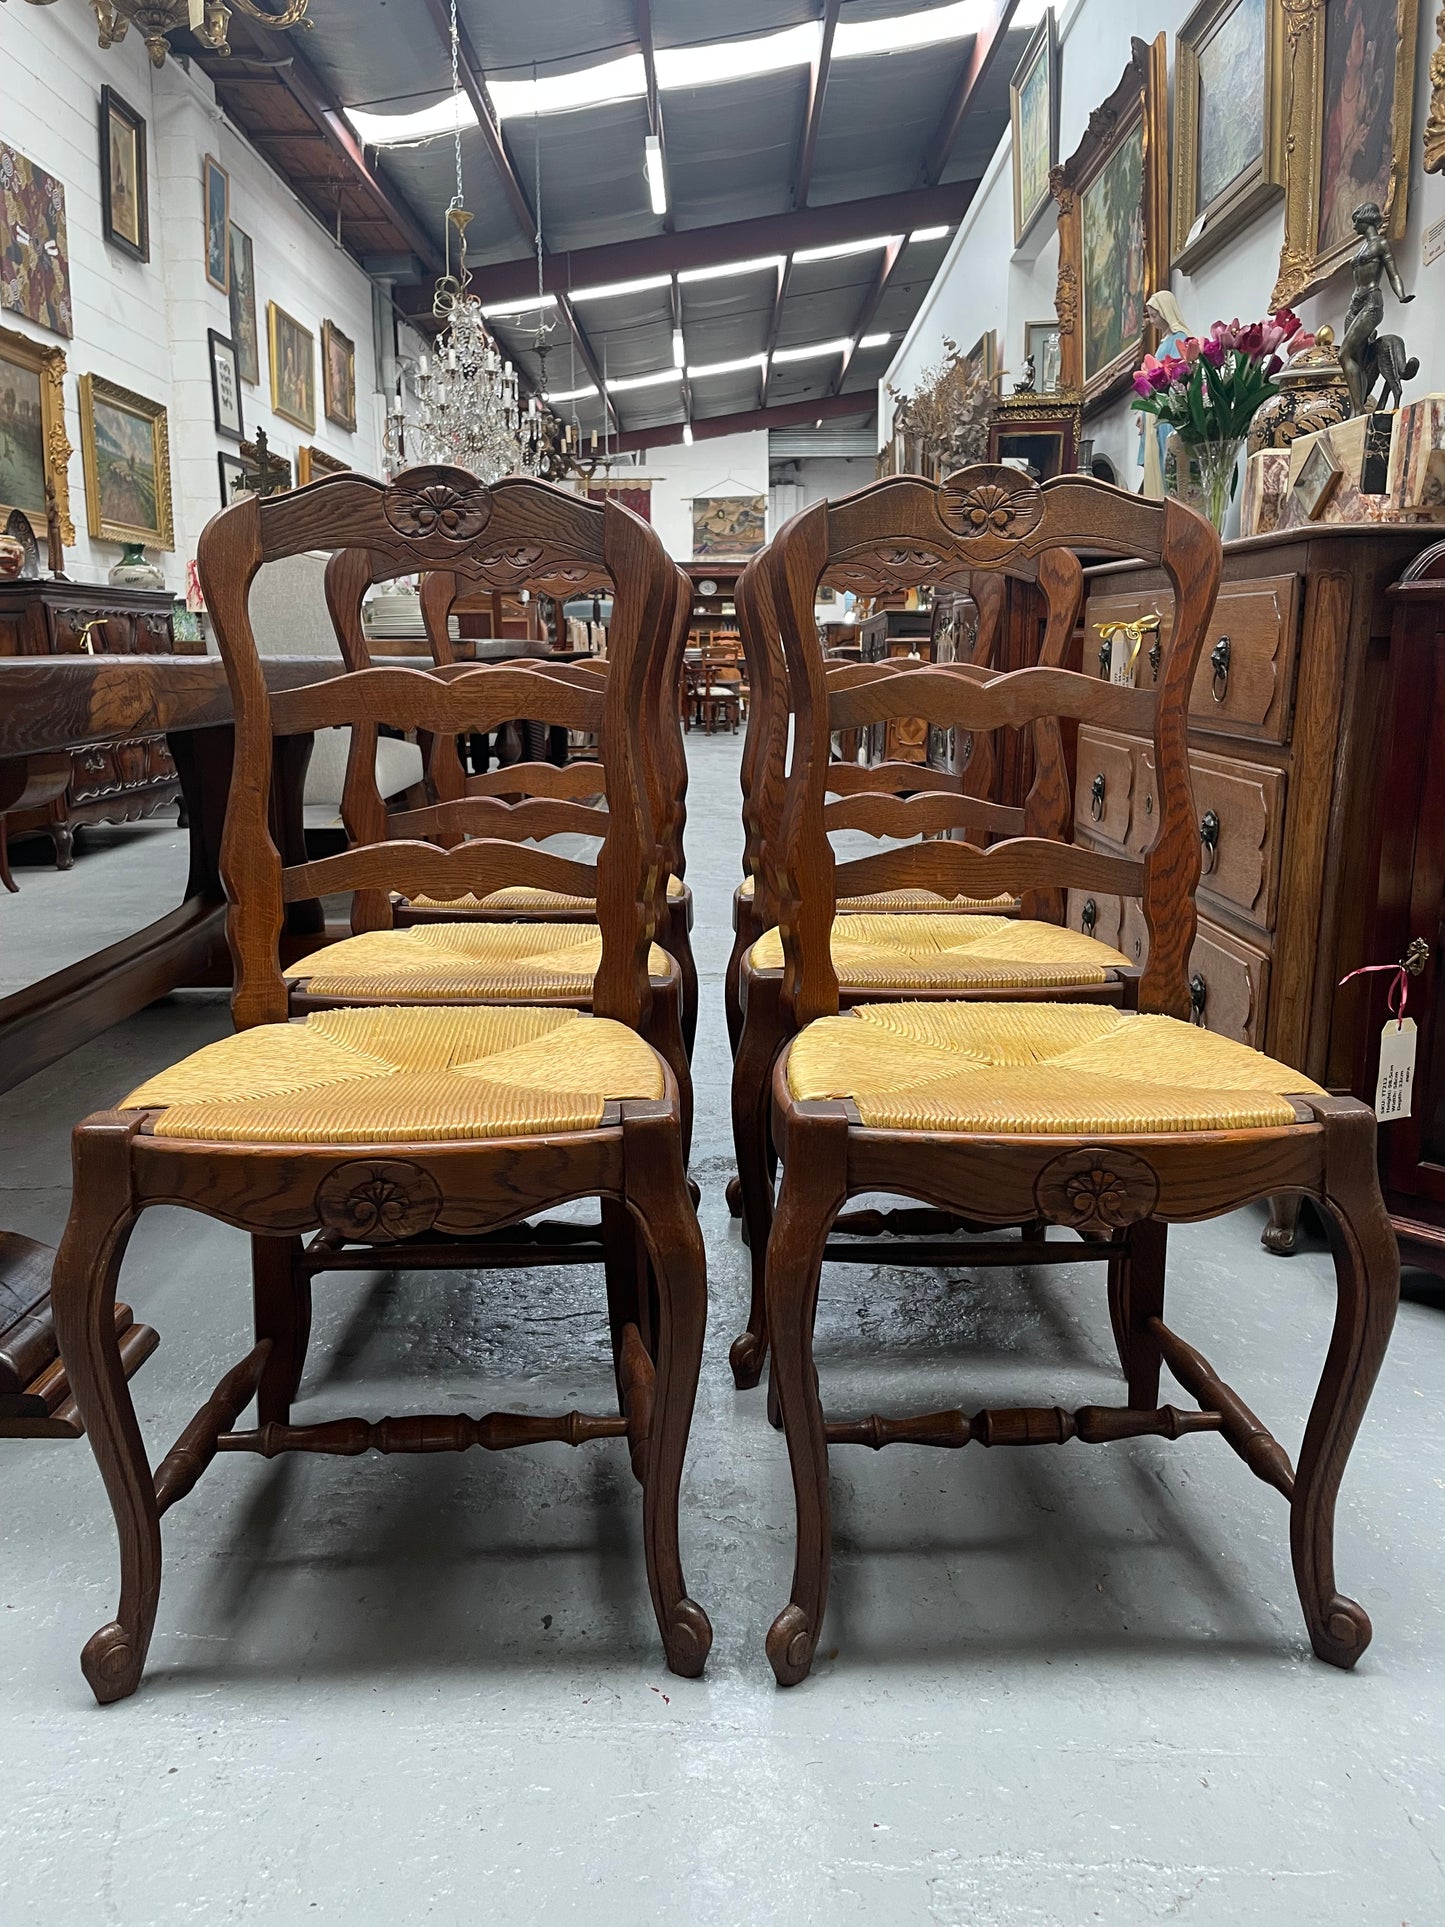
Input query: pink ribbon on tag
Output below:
<box><xmin>1339</xmin><ymin>961</ymin><xmax>1410</xmax><ymax>1028</ymax></box>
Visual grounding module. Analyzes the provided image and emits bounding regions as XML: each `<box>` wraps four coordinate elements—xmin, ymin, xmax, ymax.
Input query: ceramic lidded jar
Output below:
<box><xmin>1247</xmin><ymin>327</ymin><xmax>1352</xmax><ymax>455</ymax></box>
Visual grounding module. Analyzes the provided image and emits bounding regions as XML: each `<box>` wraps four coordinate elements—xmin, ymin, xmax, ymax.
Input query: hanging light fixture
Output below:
<box><xmin>17</xmin><ymin>0</ymin><xmax>310</xmax><ymax>69</ymax></box>
<box><xmin>384</xmin><ymin>0</ymin><xmax>559</xmax><ymax>483</ymax></box>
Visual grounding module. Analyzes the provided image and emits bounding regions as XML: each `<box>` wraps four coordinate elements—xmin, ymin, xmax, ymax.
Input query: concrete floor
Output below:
<box><xmin>1</xmin><ymin>731</ymin><xmax>1443</xmax><ymax>1925</ymax></box>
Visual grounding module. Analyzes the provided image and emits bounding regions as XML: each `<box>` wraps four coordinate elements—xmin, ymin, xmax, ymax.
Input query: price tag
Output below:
<box><xmin>1375</xmin><ymin>1018</ymin><xmax>1417</xmax><ymax>1121</ymax></box>
<box><xmin>1109</xmin><ymin>635</ymin><xmax>1136</xmax><ymax>686</ymax></box>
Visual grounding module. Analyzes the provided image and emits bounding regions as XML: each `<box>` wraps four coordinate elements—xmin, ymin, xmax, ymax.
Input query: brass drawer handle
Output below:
<box><xmin>1210</xmin><ymin>635</ymin><xmax>1231</xmax><ymax>702</ymax></box>
<box><xmin>1199</xmin><ymin>808</ymin><xmax>1220</xmax><ymax>873</ymax></box>
<box><xmin>1189</xmin><ymin>972</ymin><xmax>1208</xmax><ymax>1026</ymax></box>
<box><xmin>1081</xmin><ymin>897</ymin><xmax>1097</xmax><ymax>937</ymax></box>
<box><xmin>1090</xmin><ymin>771</ymin><xmax>1106</xmax><ymax>820</ymax></box>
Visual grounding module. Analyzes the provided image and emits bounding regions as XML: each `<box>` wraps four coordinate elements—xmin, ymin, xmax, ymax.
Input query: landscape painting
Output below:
<box><xmin>0</xmin><ymin>353</ymin><xmax>46</xmax><ymax>522</ymax></box>
<box><xmin>1010</xmin><ymin>14</ymin><xmax>1059</xmax><ymax>245</ymax></box>
<box><xmin>79</xmin><ymin>372</ymin><xmax>173</xmax><ymax>549</ymax></box>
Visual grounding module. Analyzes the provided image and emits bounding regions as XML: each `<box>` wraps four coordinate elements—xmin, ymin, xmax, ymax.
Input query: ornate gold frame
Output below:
<box><xmin>1052</xmin><ymin>36</ymin><xmax>1170</xmax><ymax>412</ymax></box>
<box><xmin>297</xmin><ymin>444</ymin><xmax>350</xmax><ymax>486</ymax></box>
<box><xmin>1173</xmin><ymin>0</ymin><xmax>1286</xmax><ymax>271</ymax></box>
<box><xmin>1271</xmin><ymin>0</ymin><xmax>1419</xmax><ymax>306</ymax></box>
<box><xmin>268</xmin><ymin>300</ymin><xmax>316</xmax><ymax>433</ymax></box>
<box><xmin>0</xmin><ymin>322</ymin><xmax>74</xmax><ymax>546</ymax></box>
<box><xmin>1427</xmin><ymin>6</ymin><xmax>1445</xmax><ymax>169</ymax></box>
<box><xmin>321</xmin><ymin>318</ymin><xmax>356</xmax><ymax>433</ymax></box>
<box><xmin>78</xmin><ymin>371</ymin><xmax>174</xmax><ymax>549</ymax></box>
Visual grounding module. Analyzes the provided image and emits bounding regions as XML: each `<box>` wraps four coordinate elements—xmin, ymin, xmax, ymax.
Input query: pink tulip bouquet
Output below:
<box><xmin>1131</xmin><ymin>311</ymin><xmax>1314</xmax><ymax>443</ymax></box>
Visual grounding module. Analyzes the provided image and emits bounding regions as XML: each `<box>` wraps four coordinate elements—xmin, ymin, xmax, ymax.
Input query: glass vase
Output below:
<box><xmin>1192</xmin><ymin>435</ymin><xmax>1245</xmax><ymax>535</ymax></box>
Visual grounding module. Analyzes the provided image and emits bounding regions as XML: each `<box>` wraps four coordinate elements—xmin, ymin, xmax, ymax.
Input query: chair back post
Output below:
<box><xmin>417</xmin><ymin>570</ymin><xmax>461</xmax><ymax>665</ymax></box>
<box><xmin>736</xmin><ymin>551</ymin><xmax>789</xmax><ymax>924</ymax></box>
<box><xmin>1019</xmin><ymin>544</ymin><xmax>1086</xmax><ymax>922</ymax></box>
<box><xmin>655</xmin><ymin>564</ymin><xmax>693</xmax><ymax>888</ymax></box>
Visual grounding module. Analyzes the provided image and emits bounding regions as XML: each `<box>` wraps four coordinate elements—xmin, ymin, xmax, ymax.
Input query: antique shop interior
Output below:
<box><xmin>4</xmin><ymin>0</ymin><xmax>1445</xmax><ymax>1919</ymax></box>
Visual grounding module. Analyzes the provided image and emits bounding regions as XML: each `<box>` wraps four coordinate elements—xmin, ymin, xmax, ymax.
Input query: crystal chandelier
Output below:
<box><xmin>384</xmin><ymin>0</ymin><xmax>574</xmax><ymax>484</ymax></box>
<box><xmin>16</xmin><ymin>0</ymin><xmax>310</xmax><ymax>68</ymax></box>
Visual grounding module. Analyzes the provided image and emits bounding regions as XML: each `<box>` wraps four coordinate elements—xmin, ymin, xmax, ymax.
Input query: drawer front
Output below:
<box><xmin>69</xmin><ymin>744</ymin><xmax>118</xmax><ymax>802</ymax></box>
<box><xmin>1189</xmin><ymin>748</ymin><xmax>1285</xmax><ymax>929</ymax></box>
<box><xmin>1118</xmin><ymin>903</ymin><xmax>1270</xmax><ymax>1049</ymax></box>
<box><xmin>1074</xmin><ymin>727</ymin><xmax>1134</xmax><ymax>846</ymax></box>
<box><xmin>1085</xmin><ymin>572</ymin><xmax>1300</xmax><ymax>744</ymax></box>
<box><xmin>1132</xmin><ymin>743</ymin><xmax>1286</xmax><ymax>929</ymax></box>
<box><xmin>1066</xmin><ymin>888</ymin><xmax>1124</xmax><ymax>950</ymax></box>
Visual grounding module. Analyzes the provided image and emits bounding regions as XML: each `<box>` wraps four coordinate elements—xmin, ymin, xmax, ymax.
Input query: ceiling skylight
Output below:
<box><xmin>677</xmin><ymin>255</ymin><xmax>785</xmax><ymax>285</ymax></box>
<box><xmin>480</xmin><ymin>294</ymin><xmax>557</xmax><ymax>318</ymax></box>
<box><xmin>545</xmin><ymin>384</ymin><xmax>599</xmax><ymax>403</ymax></box>
<box><xmin>909</xmin><ymin>226</ymin><xmax>952</xmax><ymax>243</ymax></box>
<box><xmin>858</xmin><ymin>333</ymin><xmax>893</xmax><ymax>349</ymax></box>
<box><xmin>687</xmin><ymin>353</ymin><xmax>768</xmax><ymax>378</ymax></box>
<box><xmin>771</xmin><ymin>338</ymin><xmax>851</xmax><ymax>362</ymax></box>
<box><xmin>834</xmin><ymin>0</ymin><xmax>990</xmax><ymax>59</ymax></box>
<box><xmin>346</xmin><ymin>93</ymin><xmax>475</xmax><ymax>148</ymax></box>
<box><xmin>656</xmin><ymin>22</ymin><xmax>820</xmax><ymax>91</ymax></box>
<box><xmin>570</xmin><ymin>274</ymin><xmax>674</xmax><ymax>302</ymax></box>
<box><xmin>794</xmin><ymin>235</ymin><xmax>899</xmax><ymax>264</ymax></box>
<box><xmin>486</xmin><ymin>54</ymin><xmax>647</xmax><ymax>121</ymax></box>
<box><xmin>606</xmin><ymin>368</ymin><xmax>682</xmax><ymax>391</ymax></box>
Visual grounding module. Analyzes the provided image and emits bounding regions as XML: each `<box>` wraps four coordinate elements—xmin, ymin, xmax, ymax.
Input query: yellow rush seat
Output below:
<box><xmin>285</xmin><ymin>922</ymin><xmax>672</xmax><ymax>1003</ymax></box>
<box><xmin>748</xmin><ymin>913</ymin><xmax>1129</xmax><ymax>992</ymax></box>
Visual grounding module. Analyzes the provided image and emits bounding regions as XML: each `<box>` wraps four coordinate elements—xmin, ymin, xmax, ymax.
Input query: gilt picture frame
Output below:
<box><xmin>321</xmin><ymin>319</ymin><xmax>356</xmax><ymax>433</ymax></box>
<box><xmin>1271</xmin><ymin>0</ymin><xmax>1419</xmax><ymax>306</ymax></box>
<box><xmin>297</xmin><ymin>444</ymin><xmax>350</xmax><ymax>486</ymax></box>
<box><xmin>268</xmin><ymin>300</ymin><xmax>316</xmax><ymax>433</ymax></box>
<box><xmin>1052</xmin><ymin>35</ymin><xmax>1170</xmax><ymax>412</ymax></box>
<box><xmin>79</xmin><ymin>371</ymin><xmax>173</xmax><ymax>550</ymax></box>
<box><xmin>1173</xmin><ymin>0</ymin><xmax>1285</xmax><ymax>272</ymax></box>
<box><xmin>99</xmin><ymin>87</ymin><xmax>149</xmax><ymax>264</ymax></box>
<box><xmin>203</xmin><ymin>154</ymin><xmax>229</xmax><ymax>294</ymax></box>
<box><xmin>1010</xmin><ymin>11</ymin><xmax>1060</xmax><ymax>248</ymax></box>
<box><xmin>0</xmin><ymin>322</ymin><xmax>74</xmax><ymax>545</ymax></box>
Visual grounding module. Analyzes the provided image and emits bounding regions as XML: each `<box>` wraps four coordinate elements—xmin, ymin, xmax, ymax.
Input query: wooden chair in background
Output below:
<box><xmin>52</xmin><ymin>466</ymin><xmax>712</xmax><ymax>1701</ymax></box>
<box><xmin>752</xmin><ymin>464</ymin><xmax>1398</xmax><ymax>1682</ymax></box>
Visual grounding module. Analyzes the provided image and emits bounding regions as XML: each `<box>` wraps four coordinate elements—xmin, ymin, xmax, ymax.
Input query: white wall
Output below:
<box><xmin>0</xmin><ymin>2</ymin><xmax>384</xmax><ymax>591</ymax></box>
<box><xmin>884</xmin><ymin>0</ymin><xmax>1445</xmax><ymax>506</ymax></box>
<box><xmin>631</xmin><ymin>430</ymin><xmax>769</xmax><ymax>561</ymax></box>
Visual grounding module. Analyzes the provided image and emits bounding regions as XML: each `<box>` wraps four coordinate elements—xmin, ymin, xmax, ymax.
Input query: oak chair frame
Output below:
<box><xmin>756</xmin><ymin>465</ymin><xmax>1398</xmax><ymax>1682</ymax></box>
<box><xmin>52</xmin><ymin>467</ymin><xmax>712</xmax><ymax>1701</ymax></box>
<box><xmin>727</xmin><ymin>491</ymin><xmax>1105</xmax><ymax>1390</ymax></box>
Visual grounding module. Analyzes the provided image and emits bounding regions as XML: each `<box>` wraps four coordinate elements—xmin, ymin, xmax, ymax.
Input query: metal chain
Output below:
<box><xmin>449</xmin><ymin>0</ymin><xmax>463</xmax><ymax>210</ymax></box>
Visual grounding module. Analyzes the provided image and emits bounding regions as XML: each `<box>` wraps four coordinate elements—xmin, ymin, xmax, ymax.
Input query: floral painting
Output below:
<box><xmin>691</xmin><ymin>495</ymin><xmax>766</xmax><ymax>559</ymax></box>
<box><xmin>1081</xmin><ymin>122</ymin><xmax>1145</xmax><ymax>385</ymax></box>
<box><xmin>0</xmin><ymin>146</ymin><xmax>72</xmax><ymax>338</ymax></box>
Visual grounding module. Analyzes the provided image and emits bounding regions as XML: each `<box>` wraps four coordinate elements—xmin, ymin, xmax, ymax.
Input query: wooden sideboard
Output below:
<box><xmin>0</xmin><ymin>579</ymin><xmax>202</xmax><ymax>867</ymax></box>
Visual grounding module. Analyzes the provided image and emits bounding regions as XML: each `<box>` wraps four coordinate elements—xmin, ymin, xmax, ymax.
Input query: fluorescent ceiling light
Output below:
<box><xmin>834</xmin><ymin>1</ymin><xmax>987</xmax><ymax>59</ymax></box>
<box><xmin>480</xmin><ymin>293</ymin><xmax>558</xmax><ymax>318</ymax></box>
<box><xmin>858</xmin><ymin>333</ymin><xmax>893</xmax><ymax>349</ymax></box>
<box><xmin>606</xmin><ymin>367</ymin><xmax>682</xmax><ymax>391</ymax></box>
<box><xmin>546</xmin><ymin>384</ymin><xmax>599</xmax><ymax>403</ymax></box>
<box><xmin>346</xmin><ymin>93</ymin><xmax>476</xmax><ymax>147</ymax></box>
<box><xmin>772</xmin><ymin>337</ymin><xmax>851</xmax><ymax>363</ymax></box>
<box><xmin>687</xmin><ymin>353</ymin><xmax>767</xmax><ymax>378</ymax></box>
<box><xmin>570</xmin><ymin>273</ymin><xmax>673</xmax><ymax>302</ymax></box>
<box><xmin>683</xmin><ymin>423</ymin><xmax>694</xmax><ymax>445</ymax></box>
<box><xmin>672</xmin><ymin>328</ymin><xmax>686</xmax><ymax>368</ymax></box>
<box><xmin>678</xmin><ymin>254</ymin><xmax>784</xmax><ymax>284</ymax></box>
<box><xmin>487</xmin><ymin>54</ymin><xmax>647</xmax><ymax>121</ymax></box>
<box><xmin>909</xmin><ymin>225</ymin><xmax>951</xmax><ymax>243</ymax></box>
<box><xmin>644</xmin><ymin>133</ymin><xmax>668</xmax><ymax>216</ymax></box>
<box><xmin>656</xmin><ymin>21</ymin><xmax>819</xmax><ymax>89</ymax></box>
<box><xmin>794</xmin><ymin>234</ymin><xmax>898</xmax><ymax>263</ymax></box>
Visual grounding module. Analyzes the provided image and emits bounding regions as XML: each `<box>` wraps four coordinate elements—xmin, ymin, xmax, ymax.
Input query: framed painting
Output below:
<box><xmin>1053</xmin><ymin>36</ymin><xmax>1169</xmax><ymax>412</ymax></box>
<box><xmin>1010</xmin><ymin>11</ymin><xmax>1059</xmax><ymax>247</ymax></box>
<box><xmin>1173</xmin><ymin>0</ymin><xmax>1284</xmax><ymax>271</ymax></box>
<box><xmin>268</xmin><ymin>301</ymin><xmax>316</xmax><ymax>432</ymax></box>
<box><xmin>691</xmin><ymin>495</ymin><xmax>766</xmax><ymax>559</ymax></box>
<box><xmin>208</xmin><ymin>328</ymin><xmax>244</xmax><ymax>440</ymax></box>
<box><xmin>297</xmin><ymin>444</ymin><xmax>350</xmax><ymax>486</ymax></box>
<box><xmin>965</xmin><ymin>331</ymin><xmax>997</xmax><ymax>386</ymax></box>
<box><xmin>99</xmin><ymin>87</ymin><xmax>148</xmax><ymax>264</ymax></box>
<box><xmin>0</xmin><ymin>147</ymin><xmax>72</xmax><ymax>338</ymax></box>
<box><xmin>78</xmin><ymin>372</ymin><xmax>173</xmax><ymax>549</ymax></box>
<box><xmin>0</xmin><ymin>323</ymin><xmax>73</xmax><ymax>545</ymax></box>
<box><xmin>1272</xmin><ymin>0</ymin><xmax>1419</xmax><ymax>304</ymax></box>
<box><xmin>321</xmin><ymin>319</ymin><xmax>356</xmax><ymax>432</ymax></box>
<box><xmin>218</xmin><ymin>451</ymin><xmax>247</xmax><ymax>508</ymax></box>
<box><xmin>203</xmin><ymin>155</ymin><xmax>229</xmax><ymax>294</ymax></box>
<box><xmin>228</xmin><ymin>223</ymin><xmax>259</xmax><ymax>386</ymax></box>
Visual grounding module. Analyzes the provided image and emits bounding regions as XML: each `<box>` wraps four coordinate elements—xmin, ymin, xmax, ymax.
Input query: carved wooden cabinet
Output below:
<box><xmin>858</xmin><ymin>608</ymin><xmax>938</xmax><ymax>764</ymax></box>
<box><xmin>0</xmin><ymin>580</ymin><xmax>200</xmax><ymax>866</ymax></box>
<box><xmin>1072</xmin><ymin>527</ymin><xmax>1432</xmax><ymax>1089</ymax></box>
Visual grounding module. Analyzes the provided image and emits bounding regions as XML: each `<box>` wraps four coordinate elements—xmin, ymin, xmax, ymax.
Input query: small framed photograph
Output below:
<box><xmin>203</xmin><ymin>154</ymin><xmax>229</xmax><ymax>293</ymax></box>
<box><xmin>268</xmin><ymin>300</ymin><xmax>315</xmax><ymax>432</ymax></box>
<box><xmin>218</xmin><ymin>451</ymin><xmax>247</xmax><ymax>507</ymax></box>
<box><xmin>1291</xmin><ymin>438</ymin><xmax>1342</xmax><ymax>520</ymax></box>
<box><xmin>99</xmin><ymin>87</ymin><xmax>148</xmax><ymax>263</ymax></box>
<box><xmin>208</xmin><ymin>328</ymin><xmax>244</xmax><ymax>440</ymax></box>
<box><xmin>321</xmin><ymin>319</ymin><xmax>356</xmax><ymax>433</ymax></box>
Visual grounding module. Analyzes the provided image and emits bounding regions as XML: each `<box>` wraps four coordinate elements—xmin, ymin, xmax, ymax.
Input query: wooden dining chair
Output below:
<box><xmin>51</xmin><ymin>465</ymin><xmax>712</xmax><ymax>1701</ymax></box>
<box><xmin>754</xmin><ymin>463</ymin><xmax>1398</xmax><ymax>1683</ymax></box>
<box><xmin>727</xmin><ymin>496</ymin><xmax>1125</xmax><ymax>1390</ymax></box>
<box><xmin>322</xmin><ymin>552</ymin><xmax>699</xmax><ymax>1056</ymax></box>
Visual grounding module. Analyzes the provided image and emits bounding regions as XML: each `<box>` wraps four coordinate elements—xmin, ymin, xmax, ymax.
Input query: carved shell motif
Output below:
<box><xmin>937</xmin><ymin>465</ymin><xmax>1045</xmax><ymax>553</ymax></box>
<box><xmin>314</xmin><ymin>1159</ymin><xmax>443</xmax><ymax>1243</ymax></box>
<box><xmin>1034</xmin><ymin>1147</ymin><xmax>1160</xmax><ymax>1232</ymax></box>
<box><xmin>383</xmin><ymin>467</ymin><xmax>493</xmax><ymax>542</ymax></box>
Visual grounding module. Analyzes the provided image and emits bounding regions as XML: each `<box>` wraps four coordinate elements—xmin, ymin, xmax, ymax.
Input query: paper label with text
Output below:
<box><xmin>1375</xmin><ymin>1018</ymin><xmax>1417</xmax><ymax>1121</ymax></box>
